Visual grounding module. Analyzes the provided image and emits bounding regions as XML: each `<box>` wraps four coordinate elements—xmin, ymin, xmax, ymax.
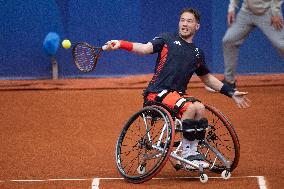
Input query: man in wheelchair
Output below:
<box><xmin>104</xmin><ymin>8</ymin><xmax>250</xmax><ymax>170</ymax></box>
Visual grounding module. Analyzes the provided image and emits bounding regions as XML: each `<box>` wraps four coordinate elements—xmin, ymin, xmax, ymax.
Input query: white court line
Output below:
<box><xmin>9</xmin><ymin>178</ymin><xmax>89</xmax><ymax>182</ymax></box>
<box><xmin>257</xmin><ymin>176</ymin><xmax>267</xmax><ymax>189</ymax></box>
<box><xmin>92</xmin><ymin>176</ymin><xmax>268</xmax><ymax>189</ymax></box>
<box><xmin>49</xmin><ymin>178</ymin><xmax>88</xmax><ymax>181</ymax></box>
<box><xmin>10</xmin><ymin>180</ymin><xmax>46</xmax><ymax>182</ymax></box>
<box><xmin>0</xmin><ymin>176</ymin><xmax>267</xmax><ymax>189</ymax></box>
<box><xmin>92</xmin><ymin>178</ymin><xmax>100</xmax><ymax>189</ymax></box>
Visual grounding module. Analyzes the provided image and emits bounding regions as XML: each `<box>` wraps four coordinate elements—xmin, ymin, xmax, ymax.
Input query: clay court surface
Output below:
<box><xmin>0</xmin><ymin>74</ymin><xmax>283</xmax><ymax>189</ymax></box>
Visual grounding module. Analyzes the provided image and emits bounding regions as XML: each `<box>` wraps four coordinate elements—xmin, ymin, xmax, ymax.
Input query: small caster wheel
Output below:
<box><xmin>200</xmin><ymin>173</ymin><xmax>208</xmax><ymax>183</ymax></box>
<box><xmin>137</xmin><ymin>164</ymin><xmax>146</xmax><ymax>174</ymax></box>
<box><xmin>221</xmin><ymin>170</ymin><xmax>231</xmax><ymax>180</ymax></box>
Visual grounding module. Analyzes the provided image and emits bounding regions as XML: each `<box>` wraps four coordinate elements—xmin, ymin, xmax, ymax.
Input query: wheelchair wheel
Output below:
<box><xmin>115</xmin><ymin>105</ymin><xmax>175</xmax><ymax>183</ymax></box>
<box><xmin>201</xmin><ymin>104</ymin><xmax>240</xmax><ymax>173</ymax></box>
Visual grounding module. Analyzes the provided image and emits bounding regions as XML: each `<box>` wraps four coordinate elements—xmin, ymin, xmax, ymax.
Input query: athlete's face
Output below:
<box><xmin>179</xmin><ymin>12</ymin><xmax>200</xmax><ymax>40</ymax></box>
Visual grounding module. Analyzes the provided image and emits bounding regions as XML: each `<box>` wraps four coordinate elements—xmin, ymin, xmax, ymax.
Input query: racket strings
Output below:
<box><xmin>74</xmin><ymin>44</ymin><xmax>99</xmax><ymax>72</ymax></box>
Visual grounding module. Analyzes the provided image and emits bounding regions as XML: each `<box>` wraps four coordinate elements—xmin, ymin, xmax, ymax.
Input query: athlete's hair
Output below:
<box><xmin>180</xmin><ymin>8</ymin><xmax>200</xmax><ymax>23</ymax></box>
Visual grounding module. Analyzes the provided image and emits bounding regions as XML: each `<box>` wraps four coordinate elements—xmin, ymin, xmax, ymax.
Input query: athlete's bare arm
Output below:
<box><xmin>199</xmin><ymin>73</ymin><xmax>251</xmax><ymax>108</ymax></box>
<box><xmin>103</xmin><ymin>40</ymin><xmax>154</xmax><ymax>55</ymax></box>
<box><xmin>199</xmin><ymin>73</ymin><xmax>223</xmax><ymax>91</ymax></box>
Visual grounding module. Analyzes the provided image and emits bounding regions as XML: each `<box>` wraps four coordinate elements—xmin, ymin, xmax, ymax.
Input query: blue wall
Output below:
<box><xmin>0</xmin><ymin>0</ymin><xmax>283</xmax><ymax>79</ymax></box>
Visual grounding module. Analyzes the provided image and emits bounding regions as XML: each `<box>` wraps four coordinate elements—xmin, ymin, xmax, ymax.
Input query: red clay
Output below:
<box><xmin>0</xmin><ymin>74</ymin><xmax>283</xmax><ymax>189</ymax></box>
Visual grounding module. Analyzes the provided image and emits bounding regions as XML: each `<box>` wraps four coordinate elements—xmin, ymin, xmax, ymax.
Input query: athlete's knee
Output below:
<box><xmin>185</xmin><ymin>103</ymin><xmax>197</xmax><ymax>114</ymax></box>
<box><xmin>193</xmin><ymin>102</ymin><xmax>205</xmax><ymax>115</ymax></box>
<box><xmin>184</xmin><ymin>102</ymin><xmax>204</xmax><ymax>117</ymax></box>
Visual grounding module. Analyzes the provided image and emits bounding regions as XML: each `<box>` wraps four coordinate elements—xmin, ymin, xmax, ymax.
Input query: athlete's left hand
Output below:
<box><xmin>232</xmin><ymin>91</ymin><xmax>251</xmax><ymax>108</ymax></box>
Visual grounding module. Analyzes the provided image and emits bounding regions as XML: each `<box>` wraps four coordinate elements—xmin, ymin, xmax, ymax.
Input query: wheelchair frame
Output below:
<box><xmin>115</xmin><ymin>103</ymin><xmax>240</xmax><ymax>183</ymax></box>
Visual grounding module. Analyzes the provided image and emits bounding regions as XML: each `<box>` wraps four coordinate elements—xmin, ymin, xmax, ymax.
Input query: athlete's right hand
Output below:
<box><xmin>102</xmin><ymin>40</ymin><xmax>120</xmax><ymax>51</ymax></box>
<box><xmin>227</xmin><ymin>11</ymin><xmax>235</xmax><ymax>27</ymax></box>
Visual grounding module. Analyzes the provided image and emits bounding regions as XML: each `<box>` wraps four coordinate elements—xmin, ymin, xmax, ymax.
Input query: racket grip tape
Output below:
<box><xmin>119</xmin><ymin>40</ymin><xmax>133</xmax><ymax>51</ymax></box>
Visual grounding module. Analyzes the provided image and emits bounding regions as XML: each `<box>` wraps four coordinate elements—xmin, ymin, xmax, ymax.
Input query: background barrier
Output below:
<box><xmin>0</xmin><ymin>0</ymin><xmax>283</xmax><ymax>79</ymax></box>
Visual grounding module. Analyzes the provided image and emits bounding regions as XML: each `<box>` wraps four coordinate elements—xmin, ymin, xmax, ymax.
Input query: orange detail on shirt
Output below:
<box><xmin>150</xmin><ymin>44</ymin><xmax>168</xmax><ymax>84</ymax></box>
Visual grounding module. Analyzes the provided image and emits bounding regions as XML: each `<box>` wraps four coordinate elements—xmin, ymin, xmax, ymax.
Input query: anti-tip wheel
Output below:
<box><xmin>200</xmin><ymin>174</ymin><xmax>208</xmax><ymax>183</ymax></box>
<box><xmin>221</xmin><ymin>170</ymin><xmax>231</xmax><ymax>180</ymax></box>
<box><xmin>137</xmin><ymin>164</ymin><xmax>146</xmax><ymax>175</ymax></box>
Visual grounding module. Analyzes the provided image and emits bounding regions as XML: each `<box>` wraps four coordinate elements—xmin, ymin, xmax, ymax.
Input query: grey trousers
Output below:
<box><xmin>222</xmin><ymin>9</ymin><xmax>284</xmax><ymax>83</ymax></box>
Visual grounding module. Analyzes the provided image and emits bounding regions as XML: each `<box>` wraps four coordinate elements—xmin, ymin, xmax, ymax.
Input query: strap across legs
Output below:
<box><xmin>172</xmin><ymin>97</ymin><xmax>201</xmax><ymax>114</ymax></box>
<box><xmin>155</xmin><ymin>90</ymin><xmax>170</xmax><ymax>102</ymax></box>
<box><xmin>182</xmin><ymin>118</ymin><xmax>208</xmax><ymax>141</ymax></box>
<box><xmin>154</xmin><ymin>90</ymin><xmax>201</xmax><ymax>115</ymax></box>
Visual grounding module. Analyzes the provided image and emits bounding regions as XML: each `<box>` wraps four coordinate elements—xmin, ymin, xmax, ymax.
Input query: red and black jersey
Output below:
<box><xmin>145</xmin><ymin>32</ymin><xmax>210</xmax><ymax>94</ymax></box>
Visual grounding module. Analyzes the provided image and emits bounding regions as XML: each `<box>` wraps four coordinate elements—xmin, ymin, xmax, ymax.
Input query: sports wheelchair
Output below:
<box><xmin>115</xmin><ymin>101</ymin><xmax>240</xmax><ymax>183</ymax></box>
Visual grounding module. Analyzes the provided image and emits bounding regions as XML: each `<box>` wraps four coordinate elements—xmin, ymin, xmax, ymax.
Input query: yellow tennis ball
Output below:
<box><xmin>62</xmin><ymin>39</ymin><xmax>71</xmax><ymax>49</ymax></box>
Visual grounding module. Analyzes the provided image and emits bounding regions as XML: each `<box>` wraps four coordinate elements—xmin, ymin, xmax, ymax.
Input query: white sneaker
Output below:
<box><xmin>181</xmin><ymin>139</ymin><xmax>209</xmax><ymax>170</ymax></box>
<box><xmin>181</xmin><ymin>139</ymin><xmax>198</xmax><ymax>157</ymax></box>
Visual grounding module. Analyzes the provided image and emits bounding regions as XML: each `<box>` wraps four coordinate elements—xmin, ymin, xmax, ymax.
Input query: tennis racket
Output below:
<box><xmin>72</xmin><ymin>42</ymin><xmax>105</xmax><ymax>72</ymax></box>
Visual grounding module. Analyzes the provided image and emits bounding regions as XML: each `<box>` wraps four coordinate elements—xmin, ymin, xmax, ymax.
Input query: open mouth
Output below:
<box><xmin>181</xmin><ymin>28</ymin><xmax>189</xmax><ymax>32</ymax></box>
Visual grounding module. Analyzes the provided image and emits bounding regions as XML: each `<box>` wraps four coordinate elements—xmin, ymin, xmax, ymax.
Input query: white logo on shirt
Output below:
<box><xmin>195</xmin><ymin>48</ymin><xmax>200</xmax><ymax>57</ymax></box>
<box><xmin>173</xmin><ymin>41</ymin><xmax>181</xmax><ymax>46</ymax></box>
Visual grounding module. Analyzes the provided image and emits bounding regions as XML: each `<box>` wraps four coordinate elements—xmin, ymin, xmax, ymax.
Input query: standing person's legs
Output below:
<box><xmin>222</xmin><ymin>11</ymin><xmax>255</xmax><ymax>84</ymax></box>
<box><xmin>255</xmin><ymin>10</ymin><xmax>284</xmax><ymax>59</ymax></box>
